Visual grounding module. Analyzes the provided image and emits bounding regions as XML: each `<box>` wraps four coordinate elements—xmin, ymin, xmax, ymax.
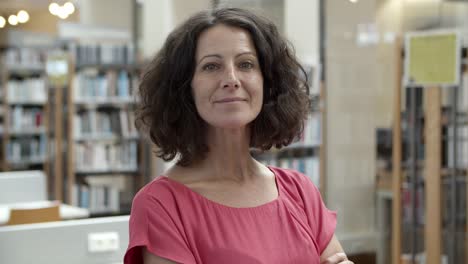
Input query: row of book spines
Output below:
<box><xmin>401</xmin><ymin>184</ymin><xmax>466</xmax><ymax>226</ymax></box>
<box><xmin>73</xmin><ymin>110</ymin><xmax>137</xmax><ymax>138</ymax></box>
<box><xmin>74</xmin><ymin>142</ymin><xmax>138</xmax><ymax>171</ymax></box>
<box><xmin>455</xmin><ymin>72</ymin><xmax>468</xmax><ymax>109</ymax></box>
<box><xmin>73</xmin><ymin>71</ymin><xmax>138</xmax><ymax>98</ymax></box>
<box><xmin>7</xmin><ymin>79</ymin><xmax>47</xmax><ymax>102</ymax></box>
<box><xmin>398</xmin><ymin>125</ymin><xmax>468</xmax><ymax>168</ymax></box>
<box><xmin>261</xmin><ymin>157</ymin><xmax>320</xmax><ymax>186</ymax></box>
<box><xmin>446</xmin><ymin>125</ymin><xmax>468</xmax><ymax>168</ymax></box>
<box><xmin>6</xmin><ymin>136</ymin><xmax>47</xmax><ymax>160</ymax></box>
<box><xmin>2</xmin><ymin>48</ymin><xmax>45</xmax><ymax>66</ymax></box>
<box><xmin>10</xmin><ymin>107</ymin><xmax>44</xmax><ymax>128</ymax></box>
<box><xmin>69</xmin><ymin>43</ymin><xmax>136</xmax><ymax>66</ymax></box>
<box><xmin>72</xmin><ymin>184</ymin><xmax>120</xmax><ymax>214</ymax></box>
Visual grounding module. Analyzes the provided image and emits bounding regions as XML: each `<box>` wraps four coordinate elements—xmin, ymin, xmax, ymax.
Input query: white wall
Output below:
<box><xmin>140</xmin><ymin>0</ymin><xmax>211</xmax><ymax>60</ymax></box>
<box><xmin>218</xmin><ymin>0</ymin><xmax>284</xmax><ymax>33</ymax></box>
<box><xmin>284</xmin><ymin>0</ymin><xmax>320</xmax><ymax>66</ymax></box>
<box><xmin>141</xmin><ymin>0</ymin><xmax>174</xmax><ymax>58</ymax></box>
<box><xmin>172</xmin><ymin>0</ymin><xmax>212</xmax><ymax>27</ymax></box>
<box><xmin>79</xmin><ymin>0</ymin><xmax>133</xmax><ymax>32</ymax></box>
<box><xmin>325</xmin><ymin>0</ymin><xmax>381</xmax><ymax>254</ymax></box>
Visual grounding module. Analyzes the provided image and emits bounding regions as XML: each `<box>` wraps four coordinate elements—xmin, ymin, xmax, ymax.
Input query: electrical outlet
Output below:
<box><xmin>88</xmin><ymin>232</ymin><xmax>120</xmax><ymax>253</ymax></box>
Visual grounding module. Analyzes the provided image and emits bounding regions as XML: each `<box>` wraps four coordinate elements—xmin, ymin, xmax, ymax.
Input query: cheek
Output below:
<box><xmin>191</xmin><ymin>77</ymin><xmax>204</xmax><ymax>100</ymax></box>
<box><xmin>251</xmin><ymin>78</ymin><xmax>264</xmax><ymax>107</ymax></box>
<box><xmin>191</xmin><ymin>78</ymin><xmax>214</xmax><ymax>114</ymax></box>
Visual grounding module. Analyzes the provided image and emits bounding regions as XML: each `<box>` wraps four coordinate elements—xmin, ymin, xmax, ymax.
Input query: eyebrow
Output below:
<box><xmin>197</xmin><ymin>52</ymin><xmax>257</xmax><ymax>65</ymax></box>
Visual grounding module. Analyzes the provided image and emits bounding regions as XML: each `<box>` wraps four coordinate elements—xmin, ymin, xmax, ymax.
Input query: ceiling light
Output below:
<box><xmin>8</xmin><ymin>15</ymin><xmax>18</xmax><ymax>26</ymax></box>
<box><xmin>49</xmin><ymin>3</ymin><xmax>60</xmax><ymax>15</ymax></box>
<box><xmin>64</xmin><ymin>2</ymin><xmax>75</xmax><ymax>15</ymax></box>
<box><xmin>349</xmin><ymin>0</ymin><xmax>358</xmax><ymax>3</ymax></box>
<box><xmin>57</xmin><ymin>8</ymin><xmax>69</xmax><ymax>19</ymax></box>
<box><xmin>0</xmin><ymin>16</ymin><xmax>5</xmax><ymax>28</ymax></box>
<box><xmin>17</xmin><ymin>10</ymin><xmax>29</xmax><ymax>23</ymax></box>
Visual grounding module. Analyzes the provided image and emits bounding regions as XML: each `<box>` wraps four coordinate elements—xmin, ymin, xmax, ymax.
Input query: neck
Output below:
<box><xmin>191</xmin><ymin>126</ymin><xmax>262</xmax><ymax>183</ymax></box>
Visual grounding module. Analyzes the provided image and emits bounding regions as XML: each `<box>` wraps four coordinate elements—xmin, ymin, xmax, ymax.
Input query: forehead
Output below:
<box><xmin>195</xmin><ymin>24</ymin><xmax>257</xmax><ymax>58</ymax></box>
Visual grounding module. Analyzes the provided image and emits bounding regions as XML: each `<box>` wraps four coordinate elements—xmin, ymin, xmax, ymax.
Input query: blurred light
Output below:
<box><xmin>8</xmin><ymin>15</ymin><xmax>18</xmax><ymax>26</ymax></box>
<box><xmin>17</xmin><ymin>10</ymin><xmax>29</xmax><ymax>23</ymax></box>
<box><xmin>349</xmin><ymin>0</ymin><xmax>358</xmax><ymax>3</ymax></box>
<box><xmin>0</xmin><ymin>16</ymin><xmax>5</xmax><ymax>28</ymax></box>
<box><xmin>49</xmin><ymin>3</ymin><xmax>60</xmax><ymax>15</ymax></box>
<box><xmin>64</xmin><ymin>2</ymin><xmax>75</xmax><ymax>15</ymax></box>
<box><xmin>57</xmin><ymin>7</ymin><xmax>69</xmax><ymax>19</ymax></box>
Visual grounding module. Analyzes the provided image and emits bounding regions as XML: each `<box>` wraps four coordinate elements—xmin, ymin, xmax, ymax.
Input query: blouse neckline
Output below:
<box><xmin>158</xmin><ymin>165</ymin><xmax>283</xmax><ymax>210</ymax></box>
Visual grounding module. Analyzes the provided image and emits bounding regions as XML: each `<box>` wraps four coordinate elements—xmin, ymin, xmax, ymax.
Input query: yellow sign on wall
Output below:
<box><xmin>46</xmin><ymin>53</ymin><xmax>70</xmax><ymax>88</ymax></box>
<box><xmin>406</xmin><ymin>31</ymin><xmax>461</xmax><ymax>86</ymax></box>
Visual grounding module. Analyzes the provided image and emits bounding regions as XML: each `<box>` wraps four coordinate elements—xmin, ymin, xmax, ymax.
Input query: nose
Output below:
<box><xmin>222</xmin><ymin>65</ymin><xmax>240</xmax><ymax>89</ymax></box>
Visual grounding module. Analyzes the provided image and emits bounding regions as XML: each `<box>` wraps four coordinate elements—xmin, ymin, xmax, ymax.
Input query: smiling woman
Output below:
<box><xmin>191</xmin><ymin>24</ymin><xmax>264</xmax><ymax>130</ymax></box>
<box><xmin>136</xmin><ymin>8</ymin><xmax>310</xmax><ymax>166</ymax></box>
<box><xmin>125</xmin><ymin>7</ymin><xmax>352</xmax><ymax>264</ymax></box>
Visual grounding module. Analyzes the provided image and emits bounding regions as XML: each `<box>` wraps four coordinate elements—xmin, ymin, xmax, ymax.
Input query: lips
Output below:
<box><xmin>214</xmin><ymin>97</ymin><xmax>246</xmax><ymax>103</ymax></box>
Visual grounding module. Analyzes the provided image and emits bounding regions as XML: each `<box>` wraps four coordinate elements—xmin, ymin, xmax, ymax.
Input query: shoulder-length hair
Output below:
<box><xmin>136</xmin><ymin>7</ymin><xmax>311</xmax><ymax>166</ymax></box>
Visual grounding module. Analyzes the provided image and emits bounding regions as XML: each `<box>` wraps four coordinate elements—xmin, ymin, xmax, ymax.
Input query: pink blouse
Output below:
<box><xmin>124</xmin><ymin>166</ymin><xmax>336</xmax><ymax>264</ymax></box>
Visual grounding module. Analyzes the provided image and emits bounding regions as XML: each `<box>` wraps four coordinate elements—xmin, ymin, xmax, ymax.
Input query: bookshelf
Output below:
<box><xmin>390</xmin><ymin>31</ymin><xmax>467</xmax><ymax>264</ymax></box>
<box><xmin>66</xmin><ymin>42</ymin><xmax>145</xmax><ymax>216</ymax></box>
<box><xmin>252</xmin><ymin>64</ymin><xmax>326</xmax><ymax>193</ymax></box>
<box><xmin>0</xmin><ymin>47</ymin><xmax>51</xmax><ymax>185</ymax></box>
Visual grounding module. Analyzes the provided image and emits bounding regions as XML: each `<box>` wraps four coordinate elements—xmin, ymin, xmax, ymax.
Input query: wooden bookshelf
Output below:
<box><xmin>425</xmin><ymin>87</ymin><xmax>442</xmax><ymax>264</ymax></box>
<box><xmin>392</xmin><ymin>37</ymin><xmax>403</xmax><ymax>264</ymax></box>
<box><xmin>65</xmin><ymin>42</ymin><xmax>144</xmax><ymax>216</ymax></box>
<box><xmin>0</xmin><ymin>47</ymin><xmax>52</xmax><ymax>192</ymax></box>
<box><xmin>319</xmin><ymin>80</ymin><xmax>327</xmax><ymax>198</ymax></box>
<box><xmin>465</xmin><ymin>67</ymin><xmax>468</xmax><ymax>264</ymax></box>
<box><xmin>391</xmin><ymin>32</ymin><xmax>467</xmax><ymax>264</ymax></box>
<box><xmin>0</xmin><ymin>59</ymin><xmax>6</xmax><ymax>171</ymax></box>
<box><xmin>0</xmin><ymin>47</ymin><xmax>75</xmax><ymax>202</ymax></box>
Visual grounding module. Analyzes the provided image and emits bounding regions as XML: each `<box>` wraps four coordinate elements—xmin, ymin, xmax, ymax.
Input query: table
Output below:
<box><xmin>0</xmin><ymin>201</ymin><xmax>90</xmax><ymax>225</ymax></box>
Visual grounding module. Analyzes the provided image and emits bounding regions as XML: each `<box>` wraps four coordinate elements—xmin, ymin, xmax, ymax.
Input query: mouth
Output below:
<box><xmin>214</xmin><ymin>97</ymin><xmax>247</xmax><ymax>103</ymax></box>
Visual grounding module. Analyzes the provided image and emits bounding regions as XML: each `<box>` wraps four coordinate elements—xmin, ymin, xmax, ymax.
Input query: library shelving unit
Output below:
<box><xmin>252</xmin><ymin>64</ymin><xmax>326</xmax><ymax>193</ymax></box>
<box><xmin>0</xmin><ymin>47</ymin><xmax>51</xmax><ymax>185</ymax></box>
<box><xmin>0</xmin><ymin>57</ymin><xmax>4</xmax><ymax>170</ymax></box>
<box><xmin>391</xmin><ymin>31</ymin><xmax>467</xmax><ymax>264</ymax></box>
<box><xmin>66</xmin><ymin>42</ymin><xmax>145</xmax><ymax>216</ymax></box>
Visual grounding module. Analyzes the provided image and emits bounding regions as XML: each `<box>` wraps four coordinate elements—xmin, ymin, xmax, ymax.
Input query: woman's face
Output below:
<box><xmin>191</xmin><ymin>24</ymin><xmax>264</xmax><ymax>130</ymax></box>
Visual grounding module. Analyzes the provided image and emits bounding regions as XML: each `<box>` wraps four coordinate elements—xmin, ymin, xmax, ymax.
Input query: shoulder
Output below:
<box><xmin>269</xmin><ymin>166</ymin><xmax>322</xmax><ymax>208</ymax></box>
<box><xmin>131</xmin><ymin>176</ymin><xmax>184</xmax><ymax>212</ymax></box>
<box><xmin>269</xmin><ymin>166</ymin><xmax>317</xmax><ymax>191</ymax></box>
<box><xmin>129</xmin><ymin>176</ymin><xmax>195</xmax><ymax>230</ymax></box>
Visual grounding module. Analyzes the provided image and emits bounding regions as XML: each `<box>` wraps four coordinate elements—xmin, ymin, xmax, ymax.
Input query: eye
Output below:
<box><xmin>202</xmin><ymin>63</ymin><xmax>219</xmax><ymax>71</ymax></box>
<box><xmin>239</xmin><ymin>61</ymin><xmax>254</xmax><ymax>69</ymax></box>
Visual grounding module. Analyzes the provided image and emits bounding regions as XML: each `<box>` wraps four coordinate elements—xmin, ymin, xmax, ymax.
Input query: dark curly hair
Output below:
<box><xmin>136</xmin><ymin>7</ymin><xmax>311</xmax><ymax>166</ymax></box>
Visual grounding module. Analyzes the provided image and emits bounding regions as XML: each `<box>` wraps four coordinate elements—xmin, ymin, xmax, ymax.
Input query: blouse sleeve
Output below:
<box><xmin>124</xmin><ymin>191</ymin><xmax>196</xmax><ymax>264</ymax></box>
<box><xmin>301</xmin><ymin>176</ymin><xmax>337</xmax><ymax>255</ymax></box>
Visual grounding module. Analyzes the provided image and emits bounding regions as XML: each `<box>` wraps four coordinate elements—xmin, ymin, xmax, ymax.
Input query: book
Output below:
<box><xmin>7</xmin><ymin>78</ymin><xmax>47</xmax><ymax>103</ymax></box>
<box><xmin>69</xmin><ymin>42</ymin><xmax>136</xmax><ymax>66</ymax></box>
<box><xmin>75</xmin><ymin>141</ymin><xmax>138</xmax><ymax>172</ymax></box>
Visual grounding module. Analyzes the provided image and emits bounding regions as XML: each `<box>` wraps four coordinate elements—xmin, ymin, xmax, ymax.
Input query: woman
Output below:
<box><xmin>125</xmin><ymin>7</ymin><xmax>353</xmax><ymax>264</ymax></box>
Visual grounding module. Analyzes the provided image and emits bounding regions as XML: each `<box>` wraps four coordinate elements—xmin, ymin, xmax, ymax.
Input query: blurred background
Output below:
<box><xmin>0</xmin><ymin>0</ymin><xmax>467</xmax><ymax>264</ymax></box>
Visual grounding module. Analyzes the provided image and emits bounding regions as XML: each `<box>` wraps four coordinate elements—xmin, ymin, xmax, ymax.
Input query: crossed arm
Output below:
<box><xmin>319</xmin><ymin>234</ymin><xmax>354</xmax><ymax>264</ymax></box>
<box><xmin>143</xmin><ymin>234</ymin><xmax>353</xmax><ymax>264</ymax></box>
